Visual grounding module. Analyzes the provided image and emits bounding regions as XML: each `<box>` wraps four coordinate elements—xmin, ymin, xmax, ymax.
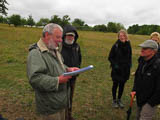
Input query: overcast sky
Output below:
<box><xmin>7</xmin><ymin>0</ymin><xmax>160</xmax><ymax>28</ymax></box>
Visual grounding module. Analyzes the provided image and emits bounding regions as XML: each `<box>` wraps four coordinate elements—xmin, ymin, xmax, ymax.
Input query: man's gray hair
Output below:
<box><xmin>42</xmin><ymin>23</ymin><xmax>63</xmax><ymax>37</ymax></box>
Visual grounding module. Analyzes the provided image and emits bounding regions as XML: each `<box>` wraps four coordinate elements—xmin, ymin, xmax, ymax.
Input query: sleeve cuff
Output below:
<box><xmin>56</xmin><ymin>77</ymin><xmax>59</xmax><ymax>90</ymax></box>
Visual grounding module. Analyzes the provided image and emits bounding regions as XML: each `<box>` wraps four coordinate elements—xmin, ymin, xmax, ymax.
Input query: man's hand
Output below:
<box><xmin>130</xmin><ymin>91</ymin><xmax>136</xmax><ymax>97</ymax></box>
<box><xmin>66</xmin><ymin>67</ymin><xmax>79</xmax><ymax>72</ymax></box>
<box><xmin>131</xmin><ymin>72</ymin><xmax>135</xmax><ymax>76</ymax></box>
<box><xmin>59</xmin><ymin>75</ymin><xmax>72</xmax><ymax>84</ymax></box>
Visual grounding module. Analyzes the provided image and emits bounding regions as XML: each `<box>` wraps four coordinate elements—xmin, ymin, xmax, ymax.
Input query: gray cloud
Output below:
<box><xmin>7</xmin><ymin>0</ymin><xmax>160</xmax><ymax>28</ymax></box>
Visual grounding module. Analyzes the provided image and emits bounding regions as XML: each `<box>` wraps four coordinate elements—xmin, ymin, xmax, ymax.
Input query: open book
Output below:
<box><xmin>63</xmin><ymin>65</ymin><xmax>94</xmax><ymax>76</ymax></box>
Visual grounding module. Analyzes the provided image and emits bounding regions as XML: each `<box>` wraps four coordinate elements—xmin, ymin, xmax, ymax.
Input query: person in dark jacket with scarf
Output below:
<box><xmin>131</xmin><ymin>40</ymin><xmax>160</xmax><ymax>120</ymax></box>
<box><xmin>108</xmin><ymin>29</ymin><xmax>132</xmax><ymax>108</ymax></box>
<box><xmin>61</xmin><ymin>25</ymin><xmax>82</xmax><ymax>120</ymax></box>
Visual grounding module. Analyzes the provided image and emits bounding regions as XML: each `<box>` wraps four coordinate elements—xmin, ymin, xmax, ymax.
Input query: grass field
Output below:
<box><xmin>0</xmin><ymin>24</ymin><xmax>160</xmax><ymax>120</ymax></box>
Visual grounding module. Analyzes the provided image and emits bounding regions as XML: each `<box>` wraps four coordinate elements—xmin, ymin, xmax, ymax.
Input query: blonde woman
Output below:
<box><xmin>150</xmin><ymin>32</ymin><xmax>160</xmax><ymax>55</ymax></box>
<box><xmin>150</xmin><ymin>32</ymin><xmax>160</xmax><ymax>43</ymax></box>
<box><xmin>108</xmin><ymin>29</ymin><xmax>132</xmax><ymax>108</ymax></box>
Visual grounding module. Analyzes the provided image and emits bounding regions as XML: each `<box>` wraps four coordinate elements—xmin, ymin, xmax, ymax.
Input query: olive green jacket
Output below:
<box><xmin>27</xmin><ymin>39</ymin><xmax>69</xmax><ymax>115</ymax></box>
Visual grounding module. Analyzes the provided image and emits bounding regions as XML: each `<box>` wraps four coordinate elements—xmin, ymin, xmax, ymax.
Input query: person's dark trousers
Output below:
<box><xmin>112</xmin><ymin>80</ymin><xmax>125</xmax><ymax>100</ymax></box>
<box><xmin>68</xmin><ymin>77</ymin><xmax>76</xmax><ymax>120</ymax></box>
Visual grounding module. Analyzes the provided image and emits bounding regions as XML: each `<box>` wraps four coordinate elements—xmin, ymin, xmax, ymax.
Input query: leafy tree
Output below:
<box><xmin>0</xmin><ymin>15</ymin><xmax>7</xmax><ymax>23</ymax></box>
<box><xmin>72</xmin><ymin>18</ymin><xmax>85</xmax><ymax>30</ymax></box>
<box><xmin>50</xmin><ymin>15</ymin><xmax>62</xmax><ymax>25</ymax></box>
<box><xmin>36</xmin><ymin>18</ymin><xmax>50</xmax><ymax>26</ymax></box>
<box><xmin>72</xmin><ymin>18</ymin><xmax>85</xmax><ymax>26</ymax></box>
<box><xmin>27</xmin><ymin>15</ymin><xmax>35</xmax><ymax>27</ymax></box>
<box><xmin>61</xmin><ymin>15</ymin><xmax>70</xmax><ymax>27</ymax></box>
<box><xmin>107</xmin><ymin>22</ymin><xmax>117</xmax><ymax>33</ymax></box>
<box><xmin>21</xmin><ymin>17</ymin><xmax>27</xmax><ymax>26</ymax></box>
<box><xmin>6</xmin><ymin>16</ymin><xmax>11</xmax><ymax>25</ymax></box>
<box><xmin>2</xmin><ymin>16</ymin><xmax>7</xmax><ymax>23</ymax></box>
<box><xmin>156</xmin><ymin>27</ymin><xmax>160</xmax><ymax>33</ymax></box>
<box><xmin>93</xmin><ymin>24</ymin><xmax>107</xmax><ymax>32</ymax></box>
<box><xmin>148</xmin><ymin>25</ymin><xmax>159</xmax><ymax>34</ymax></box>
<box><xmin>50</xmin><ymin>15</ymin><xmax>71</xmax><ymax>27</ymax></box>
<box><xmin>127</xmin><ymin>24</ymin><xmax>160</xmax><ymax>35</ymax></box>
<box><xmin>0</xmin><ymin>15</ymin><xmax>4</xmax><ymax>23</ymax></box>
<box><xmin>116</xmin><ymin>23</ymin><xmax>125</xmax><ymax>32</ymax></box>
<box><xmin>0</xmin><ymin>0</ymin><xmax>9</xmax><ymax>16</ymax></box>
<box><xmin>137</xmin><ymin>25</ymin><xmax>150</xmax><ymax>35</ymax></box>
<box><xmin>83</xmin><ymin>24</ymin><xmax>93</xmax><ymax>31</ymax></box>
<box><xmin>127</xmin><ymin>24</ymin><xmax>139</xmax><ymax>34</ymax></box>
<box><xmin>9</xmin><ymin>14</ymin><xmax>21</xmax><ymax>27</ymax></box>
<box><xmin>106</xmin><ymin>22</ymin><xmax>125</xmax><ymax>33</ymax></box>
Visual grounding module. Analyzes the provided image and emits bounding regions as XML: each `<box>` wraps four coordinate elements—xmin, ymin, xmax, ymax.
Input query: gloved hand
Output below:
<box><xmin>59</xmin><ymin>75</ymin><xmax>72</xmax><ymax>84</ymax></box>
<box><xmin>130</xmin><ymin>91</ymin><xmax>136</xmax><ymax>97</ymax></box>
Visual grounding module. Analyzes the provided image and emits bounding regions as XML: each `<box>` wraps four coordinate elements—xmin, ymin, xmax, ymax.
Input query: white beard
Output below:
<box><xmin>65</xmin><ymin>38</ymin><xmax>75</xmax><ymax>45</ymax></box>
<box><xmin>48</xmin><ymin>38</ymin><xmax>57</xmax><ymax>50</ymax></box>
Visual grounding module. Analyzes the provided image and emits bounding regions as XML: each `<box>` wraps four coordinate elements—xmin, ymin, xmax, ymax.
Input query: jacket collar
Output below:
<box><xmin>37</xmin><ymin>38</ymin><xmax>49</xmax><ymax>52</ymax></box>
<box><xmin>141</xmin><ymin>55</ymin><xmax>157</xmax><ymax>72</ymax></box>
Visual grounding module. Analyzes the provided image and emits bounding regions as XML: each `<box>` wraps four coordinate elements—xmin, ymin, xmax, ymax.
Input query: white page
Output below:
<box><xmin>63</xmin><ymin>65</ymin><xmax>94</xmax><ymax>76</ymax></box>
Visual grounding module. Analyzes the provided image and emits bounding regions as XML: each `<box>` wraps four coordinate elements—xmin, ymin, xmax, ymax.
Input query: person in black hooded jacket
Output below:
<box><xmin>61</xmin><ymin>24</ymin><xmax>82</xmax><ymax>120</ymax></box>
<box><xmin>108</xmin><ymin>29</ymin><xmax>132</xmax><ymax>108</ymax></box>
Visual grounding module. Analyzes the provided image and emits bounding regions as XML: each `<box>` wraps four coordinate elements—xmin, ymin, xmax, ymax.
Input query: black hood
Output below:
<box><xmin>62</xmin><ymin>24</ymin><xmax>79</xmax><ymax>45</ymax></box>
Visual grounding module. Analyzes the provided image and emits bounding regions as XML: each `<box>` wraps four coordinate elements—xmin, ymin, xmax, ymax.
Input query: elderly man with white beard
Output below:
<box><xmin>27</xmin><ymin>23</ymin><xmax>79</xmax><ymax>120</ymax></box>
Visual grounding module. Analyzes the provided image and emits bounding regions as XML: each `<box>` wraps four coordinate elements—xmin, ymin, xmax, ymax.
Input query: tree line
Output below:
<box><xmin>127</xmin><ymin>24</ymin><xmax>160</xmax><ymax>35</ymax></box>
<box><xmin>0</xmin><ymin>14</ymin><xmax>125</xmax><ymax>32</ymax></box>
<box><xmin>0</xmin><ymin>0</ymin><xmax>160</xmax><ymax>35</ymax></box>
<box><xmin>0</xmin><ymin>14</ymin><xmax>160</xmax><ymax>35</ymax></box>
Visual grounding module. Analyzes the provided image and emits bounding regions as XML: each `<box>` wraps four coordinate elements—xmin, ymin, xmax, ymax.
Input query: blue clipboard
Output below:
<box><xmin>63</xmin><ymin>65</ymin><xmax>94</xmax><ymax>76</ymax></box>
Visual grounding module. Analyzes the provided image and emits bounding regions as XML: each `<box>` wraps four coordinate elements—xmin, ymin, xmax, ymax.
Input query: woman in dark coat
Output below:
<box><xmin>108</xmin><ymin>29</ymin><xmax>132</xmax><ymax>108</ymax></box>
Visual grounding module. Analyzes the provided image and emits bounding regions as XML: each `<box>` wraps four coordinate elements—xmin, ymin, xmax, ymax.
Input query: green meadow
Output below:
<box><xmin>0</xmin><ymin>24</ymin><xmax>159</xmax><ymax>120</ymax></box>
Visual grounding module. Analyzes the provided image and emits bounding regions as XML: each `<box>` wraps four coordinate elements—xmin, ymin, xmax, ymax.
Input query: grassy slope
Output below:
<box><xmin>0</xmin><ymin>24</ymin><xmax>159</xmax><ymax>120</ymax></box>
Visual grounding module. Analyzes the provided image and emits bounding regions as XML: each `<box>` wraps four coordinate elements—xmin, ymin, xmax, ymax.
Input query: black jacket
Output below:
<box><xmin>133</xmin><ymin>55</ymin><xmax>160</xmax><ymax>107</ymax></box>
<box><xmin>61</xmin><ymin>24</ymin><xmax>82</xmax><ymax>68</ymax></box>
<box><xmin>108</xmin><ymin>40</ymin><xmax>132</xmax><ymax>82</ymax></box>
<box><xmin>157</xmin><ymin>44</ymin><xmax>160</xmax><ymax>57</ymax></box>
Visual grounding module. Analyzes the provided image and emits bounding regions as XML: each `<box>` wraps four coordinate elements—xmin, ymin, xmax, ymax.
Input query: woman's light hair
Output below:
<box><xmin>42</xmin><ymin>23</ymin><xmax>63</xmax><ymax>37</ymax></box>
<box><xmin>118</xmin><ymin>29</ymin><xmax>128</xmax><ymax>40</ymax></box>
<box><xmin>150</xmin><ymin>32</ymin><xmax>160</xmax><ymax>40</ymax></box>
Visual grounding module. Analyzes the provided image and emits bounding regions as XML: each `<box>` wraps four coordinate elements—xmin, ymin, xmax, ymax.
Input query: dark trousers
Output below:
<box><xmin>68</xmin><ymin>77</ymin><xmax>76</xmax><ymax>119</ymax></box>
<box><xmin>112</xmin><ymin>80</ymin><xmax>125</xmax><ymax>100</ymax></box>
